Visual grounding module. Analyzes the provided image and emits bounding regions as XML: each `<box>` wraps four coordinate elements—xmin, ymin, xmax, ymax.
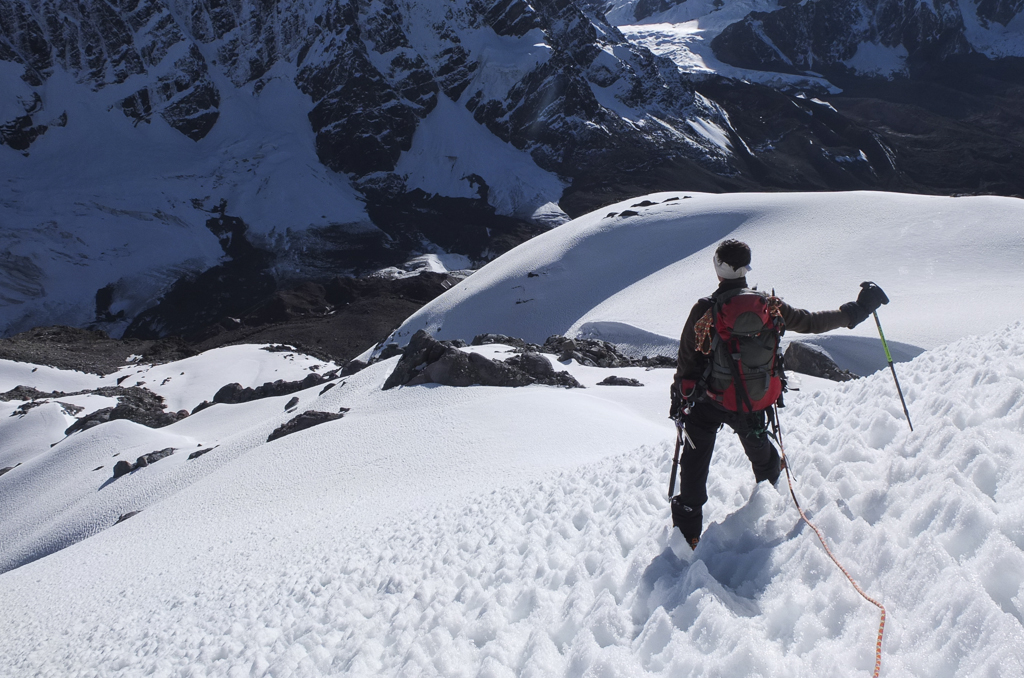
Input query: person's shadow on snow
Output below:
<box><xmin>635</xmin><ymin>495</ymin><xmax>796</xmax><ymax>622</ymax></box>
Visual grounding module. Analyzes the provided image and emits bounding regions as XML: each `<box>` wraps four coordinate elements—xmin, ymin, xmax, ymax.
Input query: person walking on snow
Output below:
<box><xmin>669</xmin><ymin>239</ymin><xmax>887</xmax><ymax>549</ymax></box>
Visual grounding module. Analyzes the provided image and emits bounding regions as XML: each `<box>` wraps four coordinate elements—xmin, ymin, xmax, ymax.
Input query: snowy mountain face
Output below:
<box><xmin>0</xmin><ymin>0</ymin><xmax>743</xmax><ymax>338</ymax></box>
<box><xmin>611</xmin><ymin>0</ymin><xmax>1024</xmax><ymax>71</ymax></box>
<box><xmin>707</xmin><ymin>0</ymin><xmax>1024</xmax><ymax>79</ymax></box>
<box><xmin>1</xmin><ymin>193</ymin><xmax>1023</xmax><ymax>676</ymax></box>
<box><xmin>2</xmin><ymin>0</ymin><xmax>1023</xmax><ymax>342</ymax></box>
<box><xmin>602</xmin><ymin>0</ymin><xmax>1024</xmax><ymax>199</ymax></box>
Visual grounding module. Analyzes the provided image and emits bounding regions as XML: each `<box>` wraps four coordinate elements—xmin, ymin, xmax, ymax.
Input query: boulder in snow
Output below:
<box><xmin>136</xmin><ymin>448</ymin><xmax>175</xmax><ymax>467</ymax></box>
<box><xmin>212</xmin><ymin>372</ymin><xmax>335</xmax><ymax>405</ymax></box>
<box><xmin>597</xmin><ymin>376</ymin><xmax>644</xmax><ymax>387</ymax></box>
<box><xmin>64</xmin><ymin>387</ymin><xmax>187</xmax><ymax>435</ymax></box>
<box><xmin>784</xmin><ymin>342</ymin><xmax>859</xmax><ymax>382</ymax></box>
<box><xmin>267</xmin><ymin>410</ymin><xmax>347</xmax><ymax>442</ymax></box>
<box><xmin>112</xmin><ymin>460</ymin><xmax>133</xmax><ymax>478</ymax></box>
<box><xmin>114</xmin><ymin>511</ymin><xmax>141</xmax><ymax>525</ymax></box>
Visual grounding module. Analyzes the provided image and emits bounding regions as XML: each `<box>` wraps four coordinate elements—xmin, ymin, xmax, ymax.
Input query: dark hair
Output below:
<box><xmin>716</xmin><ymin>239</ymin><xmax>751</xmax><ymax>269</ymax></box>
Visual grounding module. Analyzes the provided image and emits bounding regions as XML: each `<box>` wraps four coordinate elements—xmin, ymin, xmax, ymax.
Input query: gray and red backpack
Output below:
<box><xmin>694</xmin><ymin>288</ymin><xmax>786</xmax><ymax>413</ymax></box>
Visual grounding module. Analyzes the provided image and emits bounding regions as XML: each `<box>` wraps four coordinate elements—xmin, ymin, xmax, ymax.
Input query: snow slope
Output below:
<box><xmin>1</xmin><ymin>192</ymin><xmax>1024</xmax><ymax>676</ymax></box>
<box><xmin>388</xmin><ymin>191</ymin><xmax>1024</xmax><ymax>374</ymax></box>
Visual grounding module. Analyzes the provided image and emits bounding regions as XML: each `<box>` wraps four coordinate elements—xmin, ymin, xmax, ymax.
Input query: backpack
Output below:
<box><xmin>694</xmin><ymin>288</ymin><xmax>786</xmax><ymax>413</ymax></box>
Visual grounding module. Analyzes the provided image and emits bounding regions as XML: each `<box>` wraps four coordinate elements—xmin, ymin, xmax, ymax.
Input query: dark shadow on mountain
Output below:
<box><xmin>365</xmin><ymin>188</ymin><xmax>548</xmax><ymax>266</ymax></box>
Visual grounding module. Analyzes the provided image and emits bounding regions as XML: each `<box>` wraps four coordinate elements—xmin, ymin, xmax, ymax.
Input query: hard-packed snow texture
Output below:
<box><xmin>1</xmin><ymin>323</ymin><xmax>1023</xmax><ymax>676</ymax></box>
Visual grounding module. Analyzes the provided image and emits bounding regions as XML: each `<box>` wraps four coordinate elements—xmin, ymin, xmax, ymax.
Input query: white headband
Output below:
<box><xmin>714</xmin><ymin>252</ymin><xmax>751</xmax><ymax>279</ymax></box>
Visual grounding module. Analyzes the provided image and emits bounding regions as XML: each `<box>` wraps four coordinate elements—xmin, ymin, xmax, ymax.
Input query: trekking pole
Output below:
<box><xmin>872</xmin><ymin>310</ymin><xmax>913</xmax><ymax>432</ymax></box>
<box><xmin>668</xmin><ymin>425</ymin><xmax>681</xmax><ymax>499</ymax></box>
<box><xmin>669</xmin><ymin>426</ymin><xmax>681</xmax><ymax>499</ymax></box>
<box><xmin>668</xmin><ymin>422</ymin><xmax>698</xmax><ymax>498</ymax></box>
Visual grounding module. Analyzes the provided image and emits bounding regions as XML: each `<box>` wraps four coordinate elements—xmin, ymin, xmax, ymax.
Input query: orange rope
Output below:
<box><xmin>780</xmin><ymin>449</ymin><xmax>887</xmax><ymax>677</ymax></box>
<box><xmin>695</xmin><ymin>308</ymin><xmax>714</xmax><ymax>355</ymax></box>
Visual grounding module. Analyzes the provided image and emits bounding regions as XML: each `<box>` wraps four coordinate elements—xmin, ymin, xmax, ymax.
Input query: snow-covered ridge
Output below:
<box><xmin>387</xmin><ymin>191</ymin><xmax>1024</xmax><ymax>366</ymax></box>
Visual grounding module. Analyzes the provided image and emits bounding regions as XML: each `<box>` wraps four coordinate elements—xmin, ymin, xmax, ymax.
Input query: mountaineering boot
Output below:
<box><xmin>671</xmin><ymin>496</ymin><xmax>702</xmax><ymax>547</ymax></box>
<box><xmin>772</xmin><ymin>455</ymin><xmax>789</xmax><ymax>490</ymax></box>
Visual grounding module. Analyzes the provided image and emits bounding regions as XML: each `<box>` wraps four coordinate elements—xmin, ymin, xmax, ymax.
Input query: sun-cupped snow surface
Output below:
<box><xmin>1</xmin><ymin>322</ymin><xmax>1023</xmax><ymax>676</ymax></box>
<box><xmin>389</xmin><ymin>191</ymin><xmax>1024</xmax><ymax>366</ymax></box>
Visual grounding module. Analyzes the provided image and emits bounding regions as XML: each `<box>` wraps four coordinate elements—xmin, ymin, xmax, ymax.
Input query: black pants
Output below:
<box><xmin>671</xmin><ymin>402</ymin><xmax>781</xmax><ymax>541</ymax></box>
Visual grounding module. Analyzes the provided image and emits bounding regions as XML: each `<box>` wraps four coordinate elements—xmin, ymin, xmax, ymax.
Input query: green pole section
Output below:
<box><xmin>873</xmin><ymin>311</ymin><xmax>913</xmax><ymax>431</ymax></box>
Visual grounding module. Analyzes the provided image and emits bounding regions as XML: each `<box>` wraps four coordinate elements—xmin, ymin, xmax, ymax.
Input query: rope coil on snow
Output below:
<box><xmin>773</xmin><ymin>418</ymin><xmax>887</xmax><ymax>678</ymax></box>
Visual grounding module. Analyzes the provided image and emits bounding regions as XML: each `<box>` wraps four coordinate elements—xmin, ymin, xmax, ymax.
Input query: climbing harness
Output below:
<box><xmin>768</xmin><ymin>405</ymin><xmax>887</xmax><ymax>678</ymax></box>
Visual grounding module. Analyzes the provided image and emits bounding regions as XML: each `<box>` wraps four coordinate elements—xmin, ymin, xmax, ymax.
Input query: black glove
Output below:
<box><xmin>842</xmin><ymin>281</ymin><xmax>889</xmax><ymax>328</ymax></box>
<box><xmin>669</xmin><ymin>383</ymin><xmax>684</xmax><ymax>422</ymax></box>
<box><xmin>857</xmin><ymin>281</ymin><xmax>889</xmax><ymax>313</ymax></box>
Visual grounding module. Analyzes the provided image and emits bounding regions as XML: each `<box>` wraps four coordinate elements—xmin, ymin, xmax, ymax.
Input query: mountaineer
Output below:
<box><xmin>669</xmin><ymin>239</ymin><xmax>887</xmax><ymax>549</ymax></box>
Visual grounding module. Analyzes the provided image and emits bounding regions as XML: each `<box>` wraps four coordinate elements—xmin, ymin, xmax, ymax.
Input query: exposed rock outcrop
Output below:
<box><xmin>542</xmin><ymin>335</ymin><xmax>675</xmax><ymax>369</ymax></box>
<box><xmin>267</xmin><ymin>409</ymin><xmax>348</xmax><ymax>442</ymax></box>
<box><xmin>0</xmin><ymin>326</ymin><xmax>196</xmax><ymax>375</ymax></box>
<box><xmin>784</xmin><ymin>342</ymin><xmax>859</xmax><ymax>382</ymax></box>
<box><xmin>212</xmin><ymin>372</ymin><xmax>339</xmax><ymax>405</ymax></box>
<box><xmin>63</xmin><ymin>388</ymin><xmax>188</xmax><ymax>435</ymax></box>
<box><xmin>384</xmin><ymin>330</ymin><xmax>583</xmax><ymax>390</ymax></box>
<box><xmin>114</xmin><ymin>511</ymin><xmax>142</xmax><ymax>524</ymax></box>
<box><xmin>187</xmin><ymin>447</ymin><xmax>214</xmax><ymax>460</ymax></box>
<box><xmin>470</xmin><ymin>333</ymin><xmax>675</xmax><ymax>369</ymax></box>
<box><xmin>110</xmin><ymin>447</ymin><xmax>176</xmax><ymax>479</ymax></box>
